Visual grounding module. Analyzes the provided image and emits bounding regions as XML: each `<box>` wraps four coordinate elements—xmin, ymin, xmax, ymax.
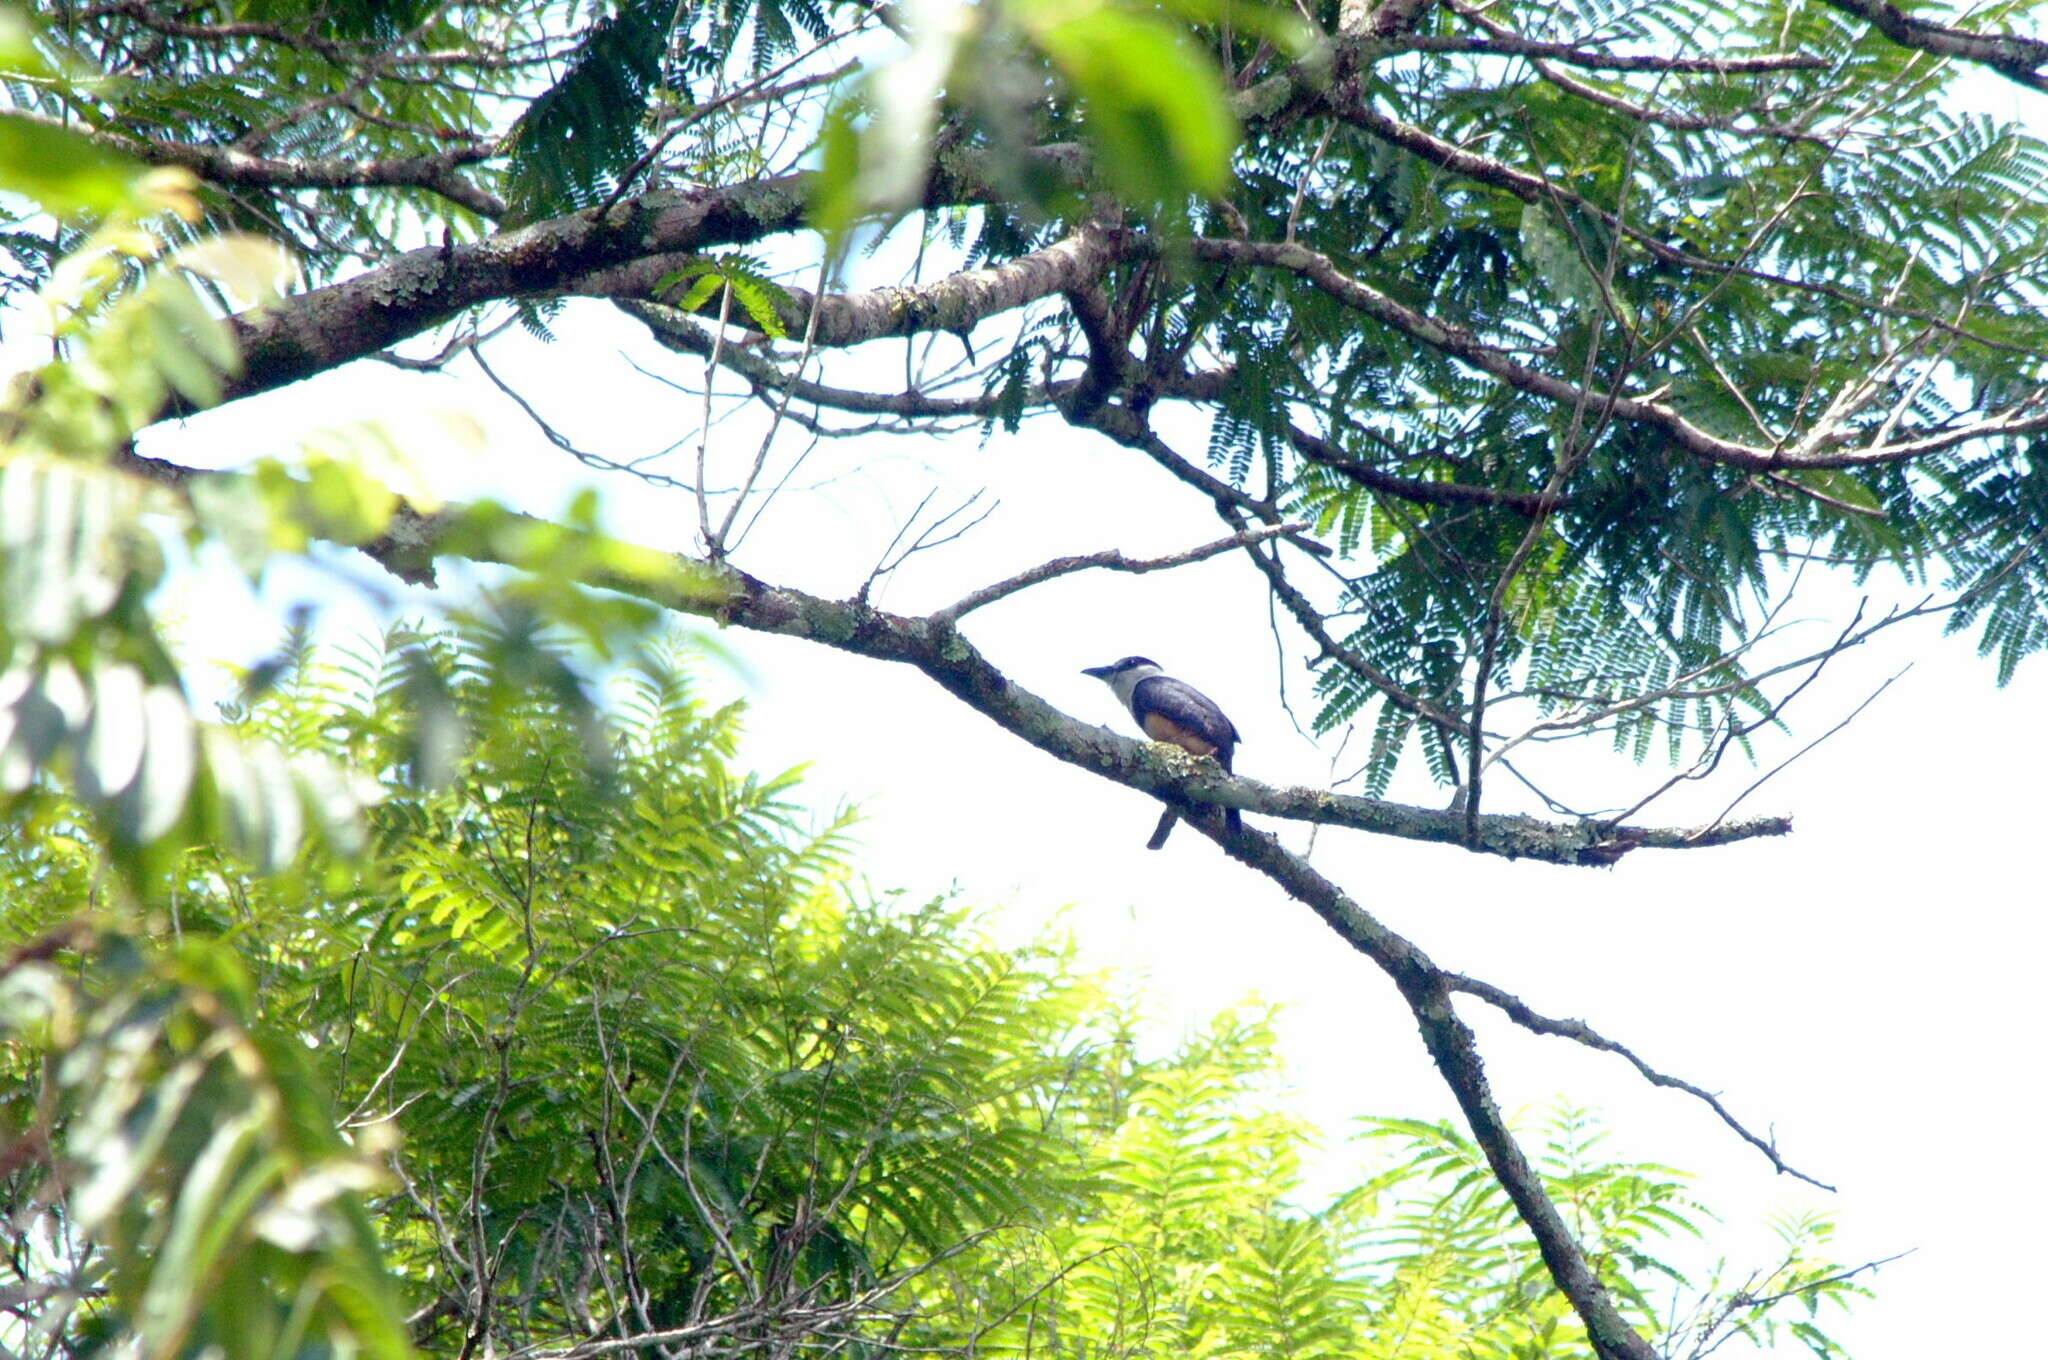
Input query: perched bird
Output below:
<box><xmin>1082</xmin><ymin>656</ymin><xmax>1243</xmax><ymax>847</ymax></box>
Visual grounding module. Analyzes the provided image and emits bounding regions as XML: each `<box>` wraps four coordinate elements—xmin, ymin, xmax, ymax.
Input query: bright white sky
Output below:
<box><xmin>136</xmin><ymin>278</ymin><xmax>2047</xmax><ymax>1359</ymax></box>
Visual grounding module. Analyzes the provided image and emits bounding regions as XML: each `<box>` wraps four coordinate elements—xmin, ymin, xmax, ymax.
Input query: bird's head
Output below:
<box><xmin>1082</xmin><ymin>657</ymin><xmax>1165</xmax><ymax>706</ymax></box>
<box><xmin>1082</xmin><ymin>656</ymin><xmax>1161</xmax><ymax>683</ymax></box>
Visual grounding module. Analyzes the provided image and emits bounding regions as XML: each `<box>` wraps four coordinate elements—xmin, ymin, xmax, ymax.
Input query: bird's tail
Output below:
<box><xmin>1146</xmin><ymin>808</ymin><xmax>1178</xmax><ymax>850</ymax></box>
<box><xmin>1219</xmin><ymin>748</ymin><xmax>1241</xmax><ymax>835</ymax></box>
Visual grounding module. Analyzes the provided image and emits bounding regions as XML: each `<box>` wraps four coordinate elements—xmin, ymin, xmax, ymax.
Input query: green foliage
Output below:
<box><xmin>16</xmin><ymin>0</ymin><xmax>2048</xmax><ymax>805</ymax></box>
<box><xmin>303</xmin><ymin>632</ymin><xmax>1100</xmax><ymax>1341</ymax></box>
<box><xmin>657</xmin><ymin>253</ymin><xmax>794</xmax><ymax>339</ymax></box>
<box><xmin>5</xmin><ymin>209</ymin><xmax>283</xmax><ymax>454</ymax></box>
<box><xmin>0</xmin><ymin>634</ymin><xmax>1873</xmax><ymax>1360</ymax></box>
<box><xmin>814</xmin><ymin>0</ymin><xmax>1305</xmax><ymax>245</ymax></box>
<box><xmin>1156</xmin><ymin>0</ymin><xmax>2048</xmax><ymax>783</ymax></box>
<box><xmin>28</xmin><ymin>0</ymin><xmax>2047</xmax><ymax>796</ymax></box>
<box><xmin>9</xmin><ymin>4</ymin><xmax>497</xmax><ymax>286</ymax></box>
<box><xmin>502</xmin><ymin>0</ymin><xmax>673</xmax><ymax>223</ymax></box>
<box><xmin>0</xmin><ymin>175</ymin><xmax>381</xmax><ymax>882</ymax></box>
<box><xmin>1517</xmin><ymin>204</ymin><xmax>1611</xmax><ymax>323</ymax></box>
<box><xmin>1017</xmin><ymin>1</ymin><xmax>1242</xmax><ymax>204</ymax></box>
<box><xmin>7</xmin><ymin>14</ymin><xmax>1958</xmax><ymax>1356</ymax></box>
<box><xmin>0</xmin><ymin>927</ymin><xmax>413</xmax><ymax>1360</ymax></box>
<box><xmin>0</xmin><ymin>127</ymin><xmax>710</xmax><ymax>897</ymax></box>
<box><xmin>910</xmin><ymin>1015</ymin><xmax>1869</xmax><ymax>1360</ymax></box>
<box><xmin>0</xmin><ymin>631</ymin><xmax>1104</xmax><ymax>1356</ymax></box>
<box><xmin>0</xmin><ymin>113</ymin><xmax>153</xmax><ymax>220</ymax></box>
<box><xmin>0</xmin><ymin>453</ymin><xmax>378</xmax><ymax>875</ymax></box>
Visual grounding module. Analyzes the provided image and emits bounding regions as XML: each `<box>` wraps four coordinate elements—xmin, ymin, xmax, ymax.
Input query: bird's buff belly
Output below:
<box><xmin>1141</xmin><ymin>712</ymin><xmax>1218</xmax><ymax>756</ymax></box>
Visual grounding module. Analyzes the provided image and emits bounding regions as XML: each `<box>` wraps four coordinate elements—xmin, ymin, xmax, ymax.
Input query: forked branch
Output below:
<box><xmin>1443</xmin><ymin>972</ymin><xmax>1833</xmax><ymax>1189</ymax></box>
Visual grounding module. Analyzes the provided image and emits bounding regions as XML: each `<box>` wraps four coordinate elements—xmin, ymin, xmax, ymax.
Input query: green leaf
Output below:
<box><xmin>723</xmin><ymin>266</ymin><xmax>791</xmax><ymax>340</ymax></box>
<box><xmin>656</xmin><ymin>257</ymin><xmax>793</xmax><ymax>339</ymax></box>
<box><xmin>1024</xmin><ymin>2</ymin><xmax>1238</xmax><ymax>202</ymax></box>
<box><xmin>116</xmin><ymin>684</ymin><xmax>199</xmax><ymax>843</ymax></box>
<box><xmin>810</xmin><ymin>92</ymin><xmax>870</xmax><ymax>253</ymax></box>
<box><xmin>1518</xmin><ymin>203</ymin><xmax>1605</xmax><ymax>318</ymax></box>
<box><xmin>0</xmin><ymin>112</ymin><xmax>147</xmax><ymax>220</ymax></box>
<box><xmin>502</xmin><ymin>0</ymin><xmax>670</xmax><ymax>221</ymax></box>
<box><xmin>665</xmin><ymin>267</ymin><xmax>727</xmax><ymax>315</ymax></box>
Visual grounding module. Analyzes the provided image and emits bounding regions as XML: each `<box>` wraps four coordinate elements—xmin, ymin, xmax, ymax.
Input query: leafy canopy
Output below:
<box><xmin>9</xmin><ymin>0</ymin><xmax>2045</xmax><ymax>813</ymax></box>
<box><xmin>1</xmin><ymin>629</ymin><xmax>1869</xmax><ymax>1360</ymax></box>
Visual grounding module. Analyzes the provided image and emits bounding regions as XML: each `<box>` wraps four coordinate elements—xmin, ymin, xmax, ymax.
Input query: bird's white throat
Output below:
<box><xmin>1105</xmin><ymin>663</ymin><xmax>1164</xmax><ymax>708</ymax></box>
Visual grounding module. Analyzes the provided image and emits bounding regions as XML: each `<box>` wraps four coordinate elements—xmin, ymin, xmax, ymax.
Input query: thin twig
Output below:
<box><xmin>933</xmin><ymin>521</ymin><xmax>1307</xmax><ymax>624</ymax></box>
<box><xmin>1442</xmin><ymin>973</ymin><xmax>1836</xmax><ymax>1190</ymax></box>
<box><xmin>1701</xmin><ymin>666</ymin><xmax>1909</xmax><ymax>835</ymax></box>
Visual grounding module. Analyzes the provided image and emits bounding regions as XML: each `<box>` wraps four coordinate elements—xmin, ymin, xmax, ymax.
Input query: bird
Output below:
<box><xmin>1082</xmin><ymin>656</ymin><xmax>1243</xmax><ymax>848</ymax></box>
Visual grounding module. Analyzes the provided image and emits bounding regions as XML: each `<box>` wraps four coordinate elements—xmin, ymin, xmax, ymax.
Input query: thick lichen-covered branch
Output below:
<box><xmin>202</xmin><ymin>142</ymin><xmax>1091</xmax><ymax>408</ymax></box>
<box><xmin>590</xmin><ymin>224</ymin><xmax>1123</xmax><ymax>347</ymax></box>
<box><xmin>1816</xmin><ymin>0</ymin><xmax>2048</xmax><ymax>90</ymax></box>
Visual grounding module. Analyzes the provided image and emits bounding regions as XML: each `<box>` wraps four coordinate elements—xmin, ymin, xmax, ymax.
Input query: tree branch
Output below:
<box><xmin>1383</xmin><ymin>33</ymin><xmax>1827</xmax><ymax>74</ymax></box>
<box><xmin>1312</xmin><ymin>78</ymin><xmax>2038</xmax><ymax>354</ymax></box>
<box><xmin>118</xmin><ymin>448</ymin><xmax>1819</xmax><ymax>1360</ymax></box>
<box><xmin>10</xmin><ymin>107</ymin><xmax>507</xmax><ymax>218</ymax></box>
<box><xmin>1217</xmin><ymin>825</ymin><xmax>1660</xmax><ymax>1360</ymax></box>
<box><xmin>625</xmin><ymin>301</ymin><xmax>1026</xmax><ymax>417</ymax></box>
<box><xmin>1817</xmin><ymin>0</ymin><xmax>2048</xmax><ymax>91</ymax></box>
<box><xmin>137</xmin><ymin>32</ymin><xmax>2024</xmax><ymax>436</ymax></box>
<box><xmin>1058</xmin><ymin>278</ymin><xmax>1127</xmax><ymax>420</ymax></box>
<box><xmin>113</xmin><ymin>448</ymin><xmax>1786</xmax><ymax>868</ymax></box>
<box><xmin>586</xmin><ymin>224</ymin><xmax>1125</xmax><ymax>349</ymax></box>
<box><xmin>1181</xmin><ymin>237</ymin><xmax>2048</xmax><ymax>472</ymax></box>
<box><xmin>622</xmin><ymin>299</ymin><xmax>1237</xmax><ymax>421</ymax></box>
<box><xmin>1439</xmin><ymin>3</ymin><xmax>1833</xmax><ymax>145</ymax></box>
<box><xmin>179</xmin><ymin>142</ymin><xmax>1091</xmax><ymax>414</ymax></box>
<box><xmin>1441</xmin><ymin>972</ymin><xmax>1834</xmax><ymax>1189</ymax></box>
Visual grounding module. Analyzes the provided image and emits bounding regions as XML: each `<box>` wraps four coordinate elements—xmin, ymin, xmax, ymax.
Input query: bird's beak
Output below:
<box><xmin>1081</xmin><ymin>665</ymin><xmax>1113</xmax><ymax>679</ymax></box>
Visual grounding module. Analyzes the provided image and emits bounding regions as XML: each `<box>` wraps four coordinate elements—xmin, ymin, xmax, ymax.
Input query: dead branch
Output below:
<box><xmin>1442</xmin><ymin>972</ymin><xmax>1833</xmax><ymax>1189</ymax></box>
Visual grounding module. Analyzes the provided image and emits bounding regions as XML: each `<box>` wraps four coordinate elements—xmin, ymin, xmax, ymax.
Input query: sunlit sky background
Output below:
<box><xmin>50</xmin><ymin>41</ymin><xmax>2048</xmax><ymax>1360</ymax></box>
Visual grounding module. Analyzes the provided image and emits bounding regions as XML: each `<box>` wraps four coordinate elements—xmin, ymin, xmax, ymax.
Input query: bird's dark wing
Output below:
<box><xmin>1130</xmin><ymin>676</ymin><xmax>1239</xmax><ymax>753</ymax></box>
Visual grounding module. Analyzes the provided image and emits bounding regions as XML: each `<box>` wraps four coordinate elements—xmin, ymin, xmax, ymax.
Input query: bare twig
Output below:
<box><xmin>472</xmin><ymin>345</ymin><xmax>717</xmax><ymax>493</ymax></box>
<box><xmin>1703</xmin><ymin>666</ymin><xmax>1909</xmax><ymax>834</ymax></box>
<box><xmin>1442</xmin><ymin>973</ymin><xmax>1835</xmax><ymax>1189</ymax></box>
<box><xmin>713</xmin><ymin>257</ymin><xmax>832</xmax><ymax>550</ymax></box>
<box><xmin>933</xmin><ymin>521</ymin><xmax>1306</xmax><ymax>624</ymax></box>
<box><xmin>859</xmin><ymin>490</ymin><xmax>999</xmax><ymax>603</ymax></box>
